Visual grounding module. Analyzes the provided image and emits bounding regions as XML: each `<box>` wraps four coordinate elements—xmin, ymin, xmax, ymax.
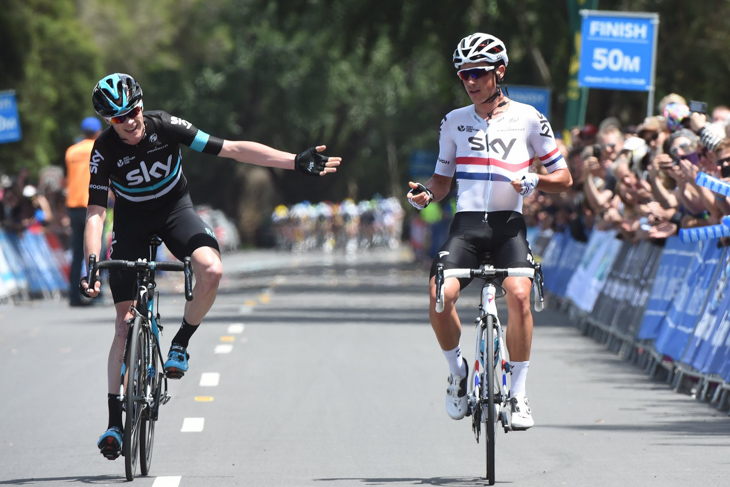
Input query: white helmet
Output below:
<box><xmin>453</xmin><ymin>33</ymin><xmax>509</xmax><ymax>69</ymax></box>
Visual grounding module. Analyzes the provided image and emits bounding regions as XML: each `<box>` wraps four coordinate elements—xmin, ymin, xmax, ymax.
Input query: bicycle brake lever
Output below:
<box><xmin>183</xmin><ymin>257</ymin><xmax>194</xmax><ymax>301</ymax></box>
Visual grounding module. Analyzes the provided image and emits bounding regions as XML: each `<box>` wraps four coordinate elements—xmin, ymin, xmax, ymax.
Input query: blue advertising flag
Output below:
<box><xmin>0</xmin><ymin>91</ymin><xmax>22</xmax><ymax>144</ymax></box>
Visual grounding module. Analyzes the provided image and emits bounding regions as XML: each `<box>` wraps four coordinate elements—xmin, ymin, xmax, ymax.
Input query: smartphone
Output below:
<box><xmin>689</xmin><ymin>100</ymin><xmax>708</xmax><ymax>114</ymax></box>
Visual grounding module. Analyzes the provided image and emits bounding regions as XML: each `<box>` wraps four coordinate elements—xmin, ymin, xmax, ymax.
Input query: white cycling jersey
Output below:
<box><xmin>434</xmin><ymin>100</ymin><xmax>567</xmax><ymax>214</ymax></box>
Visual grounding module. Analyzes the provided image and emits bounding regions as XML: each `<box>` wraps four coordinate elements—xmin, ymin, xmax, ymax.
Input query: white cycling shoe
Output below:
<box><xmin>445</xmin><ymin>361</ymin><xmax>469</xmax><ymax>420</ymax></box>
<box><xmin>510</xmin><ymin>394</ymin><xmax>534</xmax><ymax>430</ymax></box>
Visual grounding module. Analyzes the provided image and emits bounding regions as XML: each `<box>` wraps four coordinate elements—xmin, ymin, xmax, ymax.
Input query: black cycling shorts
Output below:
<box><xmin>429</xmin><ymin>211</ymin><xmax>533</xmax><ymax>289</ymax></box>
<box><xmin>108</xmin><ymin>193</ymin><xmax>220</xmax><ymax>303</ymax></box>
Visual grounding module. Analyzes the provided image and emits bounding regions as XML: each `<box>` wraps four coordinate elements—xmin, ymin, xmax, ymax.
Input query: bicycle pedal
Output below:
<box><xmin>166</xmin><ymin>369</ymin><xmax>184</xmax><ymax>379</ymax></box>
<box><xmin>161</xmin><ymin>393</ymin><xmax>172</xmax><ymax>405</ymax></box>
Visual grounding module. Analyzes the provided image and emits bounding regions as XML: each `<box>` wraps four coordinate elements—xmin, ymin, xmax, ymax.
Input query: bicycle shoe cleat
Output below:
<box><xmin>164</xmin><ymin>344</ymin><xmax>190</xmax><ymax>379</ymax></box>
<box><xmin>445</xmin><ymin>360</ymin><xmax>469</xmax><ymax>420</ymax></box>
<box><xmin>97</xmin><ymin>426</ymin><xmax>123</xmax><ymax>460</ymax></box>
<box><xmin>510</xmin><ymin>394</ymin><xmax>534</xmax><ymax>430</ymax></box>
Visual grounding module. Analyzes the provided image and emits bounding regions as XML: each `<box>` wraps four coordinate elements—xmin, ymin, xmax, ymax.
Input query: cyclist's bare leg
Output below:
<box><xmin>183</xmin><ymin>246</ymin><xmax>223</xmax><ymax>325</ymax></box>
<box><xmin>502</xmin><ymin>276</ymin><xmax>533</xmax><ymax>361</ymax></box>
<box><xmin>107</xmin><ymin>301</ymin><xmax>134</xmax><ymax>394</ymax></box>
<box><xmin>428</xmin><ymin>276</ymin><xmax>462</xmax><ymax>350</ymax></box>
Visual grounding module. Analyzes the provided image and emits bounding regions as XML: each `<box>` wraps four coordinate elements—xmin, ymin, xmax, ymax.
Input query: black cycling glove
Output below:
<box><xmin>79</xmin><ymin>276</ymin><xmax>92</xmax><ymax>298</ymax></box>
<box><xmin>295</xmin><ymin>147</ymin><xmax>329</xmax><ymax>176</ymax></box>
<box><xmin>408</xmin><ymin>183</ymin><xmax>434</xmax><ymax>210</ymax></box>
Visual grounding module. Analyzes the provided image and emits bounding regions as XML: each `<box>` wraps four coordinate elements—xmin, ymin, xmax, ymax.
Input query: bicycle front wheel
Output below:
<box><xmin>124</xmin><ymin>315</ymin><xmax>145</xmax><ymax>481</ymax></box>
<box><xmin>139</xmin><ymin>326</ymin><xmax>158</xmax><ymax>476</ymax></box>
<box><xmin>484</xmin><ymin>316</ymin><xmax>496</xmax><ymax>485</ymax></box>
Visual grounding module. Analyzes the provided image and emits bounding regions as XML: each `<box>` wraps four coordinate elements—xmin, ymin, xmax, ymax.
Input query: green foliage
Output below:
<box><xmin>0</xmin><ymin>0</ymin><xmax>101</xmax><ymax>176</ymax></box>
<box><xmin>2</xmin><ymin>0</ymin><xmax>730</xmax><ymax>242</ymax></box>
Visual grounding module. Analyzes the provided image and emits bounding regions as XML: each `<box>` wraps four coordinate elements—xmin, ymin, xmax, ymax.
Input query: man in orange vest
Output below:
<box><xmin>65</xmin><ymin>116</ymin><xmax>102</xmax><ymax>306</ymax></box>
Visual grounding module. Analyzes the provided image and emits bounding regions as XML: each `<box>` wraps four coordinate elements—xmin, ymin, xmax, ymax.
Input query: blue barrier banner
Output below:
<box><xmin>654</xmin><ymin>240</ymin><xmax>723</xmax><ymax>361</ymax></box>
<box><xmin>554</xmin><ymin>237</ymin><xmax>587</xmax><ymax>297</ymax></box>
<box><xmin>565</xmin><ymin>229</ymin><xmax>620</xmax><ymax>312</ymax></box>
<box><xmin>540</xmin><ymin>231</ymin><xmax>566</xmax><ymax>293</ymax></box>
<box><xmin>0</xmin><ymin>229</ymin><xmax>29</xmax><ymax>296</ymax></box>
<box><xmin>637</xmin><ymin>237</ymin><xmax>698</xmax><ymax>340</ymax></box>
<box><xmin>682</xmin><ymin>248</ymin><xmax>730</xmax><ymax>375</ymax></box>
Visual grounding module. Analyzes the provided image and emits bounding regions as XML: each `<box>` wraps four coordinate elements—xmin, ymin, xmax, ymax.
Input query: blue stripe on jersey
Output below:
<box><xmin>112</xmin><ymin>155</ymin><xmax>182</xmax><ymax>194</ymax></box>
<box><xmin>543</xmin><ymin>154</ymin><xmax>564</xmax><ymax>168</ymax></box>
<box><xmin>190</xmin><ymin>130</ymin><xmax>210</xmax><ymax>152</ymax></box>
<box><xmin>455</xmin><ymin>172</ymin><xmax>512</xmax><ymax>183</ymax></box>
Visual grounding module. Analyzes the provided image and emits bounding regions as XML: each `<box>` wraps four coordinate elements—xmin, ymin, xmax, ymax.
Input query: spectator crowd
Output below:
<box><xmin>523</xmin><ymin>93</ymin><xmax>730</xmax><ymax>246</ymax></box>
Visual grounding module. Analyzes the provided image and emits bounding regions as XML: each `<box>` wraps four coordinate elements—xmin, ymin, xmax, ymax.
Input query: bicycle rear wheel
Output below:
<box><xmin>124</xmin><ymin>315</ymin><xmax>145</xmax><ymax>481</ymax></box>
<box><xmin>139</xmin><ymin>327</ymin><xmax>158</xmax><ymax>476</ymax></box>
<box><xmin>485</xmin><ymin>316</ymin><xmax>496</xmax><ymax>485</ymax></box>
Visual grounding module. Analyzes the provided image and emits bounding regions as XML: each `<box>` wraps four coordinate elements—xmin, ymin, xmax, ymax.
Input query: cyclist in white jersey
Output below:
<box><xmin>407</xmin><ymin>33</ymin><xmax>572</xmax><ymax>429</ymax></box>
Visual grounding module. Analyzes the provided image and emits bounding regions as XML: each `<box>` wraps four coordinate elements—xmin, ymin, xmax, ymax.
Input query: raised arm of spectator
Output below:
<box><xmin>647</xmin><ymin>154</ymin><xmax>679</xmax><ymax>209</ymax></box>
<box><xmin>689</xmin><ymin>112</ymin><xmax>723</xmax><ymax>153</ymax></box>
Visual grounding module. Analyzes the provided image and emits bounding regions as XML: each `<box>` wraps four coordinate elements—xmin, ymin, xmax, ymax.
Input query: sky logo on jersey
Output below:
<box><xmin>90</xmin><ymin>149</ymin><xmax>104</xmax><ymax>174</ymax></box>
<box><xmin>126</xmin><ymin>155</ymin><xmax>175</xmax><ymax>186</ymax></box>
<box><xmin>170</xmin><ymin>116</ymin><xmax>192</xmax><ymax>129</ymax></box>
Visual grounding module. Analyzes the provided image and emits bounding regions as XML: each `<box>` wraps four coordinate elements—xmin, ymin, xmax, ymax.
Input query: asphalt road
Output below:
<box><xmin>1</xmin><ymin>246</ymin><xmax>729</xmax><ymax>486</ymax></box>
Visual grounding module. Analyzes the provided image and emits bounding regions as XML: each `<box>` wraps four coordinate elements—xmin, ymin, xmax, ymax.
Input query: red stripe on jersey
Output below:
<box><xmin>538</xmin><ymin>147</ymin><xmax>559</xmax><ymax>161</ymax></box>
<box><xmin>456</xmin><ymin>156</ymin><xmax>531</xmax><ymax>171</ymax></box>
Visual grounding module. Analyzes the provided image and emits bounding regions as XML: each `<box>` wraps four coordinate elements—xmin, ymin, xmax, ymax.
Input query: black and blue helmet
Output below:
<box><xmin>92</xmin><ymin>73</ymin><xmax>143</xmax><ymax>118</ymax></box>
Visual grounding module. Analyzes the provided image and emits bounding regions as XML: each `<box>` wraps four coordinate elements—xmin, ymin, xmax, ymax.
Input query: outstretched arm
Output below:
<box><xmin>218</xmin><ymin>142</ymin><xmax>341</xmax><ymax>176</ymax></box>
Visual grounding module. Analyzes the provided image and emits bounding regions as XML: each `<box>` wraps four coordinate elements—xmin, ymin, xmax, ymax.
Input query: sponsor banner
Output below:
<box><xmin>654</xmin><ymin>240</ymin><xmax>723</xmax><ymax>361</ymax></box>
<box><xmin>565</xmin><ymin>229</ymin><xmax>621</xmax><ymax>312</ymax></box>
<box><xmin>636</xmin><ymin>237</ymin><xmax>698</xmax><ymax>340</ymax></box>
<box><xmin>681</xmin><ymin>248</ymin><xmax>730</xmax><ymax>376</ymax></box>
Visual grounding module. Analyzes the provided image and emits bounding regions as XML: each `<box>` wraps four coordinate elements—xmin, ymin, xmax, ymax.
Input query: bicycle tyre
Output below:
<box><xmin>124</xmin><ymin>315</ymin><xmax>144</xmax><ymax>481</ymax></box>
<box><xmin>139</xmin><ymin>326</ymin><xmax>157</xmax><ymax>476</ymax></box>
<box><xmin>485</xmin><ymin>316</ymin><xmax>496</xmax><ymax>485</ymax></box>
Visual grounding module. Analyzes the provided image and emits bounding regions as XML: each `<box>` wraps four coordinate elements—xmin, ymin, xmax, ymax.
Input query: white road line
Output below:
<box><xmin>152</xmin><ymin>476</ymin><xmax>182</xmax><ymax>487</ymax></box>
<box><xmin>239</xmin><ymin>306</ymin><xmax>253</xmax><ymax>315</ymax></box>
<box><xmin>214</xmin><ymin>344</ymin><xmax>233</xmax><ymax>354</ymax></box>
<box><xmin>200</xmin><ymin>372</ymin><xmax>220</xmax><ymax>387</ymax></box>
<box><xmin>181</xmin><ymin>417</ymin><xmax>205</xmax><ymax>432</ymax></box>
<box><xmin>227</xmin><ymin>323</ymin><xmax>245</xmax><ymax>334</ymax></box>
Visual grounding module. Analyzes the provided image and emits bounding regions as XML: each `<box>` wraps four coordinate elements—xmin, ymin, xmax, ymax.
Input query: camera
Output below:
<box><xmin>689</xmin><ymin>100</ymin><xmax>708</xmax><ymax>114</ymax></box>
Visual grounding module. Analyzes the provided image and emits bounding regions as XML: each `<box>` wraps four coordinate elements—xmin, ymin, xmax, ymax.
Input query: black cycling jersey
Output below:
<box><xmin>88</xmin><ymin>110</ymin><xmax>224</xmax><ymax>210</ymax></box>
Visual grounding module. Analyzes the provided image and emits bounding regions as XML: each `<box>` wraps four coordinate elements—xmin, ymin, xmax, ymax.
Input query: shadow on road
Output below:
<box><xmin>314</xmin><ymin>477</ymin><xmax>501</xmax><ymax>486</ymax></box>
<box><xmin>0</xmin><ymin>475</ymin><xmax>124</xmax><ymax>485</ymax></box>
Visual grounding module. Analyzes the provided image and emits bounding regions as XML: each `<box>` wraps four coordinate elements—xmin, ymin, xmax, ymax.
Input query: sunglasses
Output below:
<box><xmin>106</xmin><ymin>105</ymin><xmax>142</xmax><ymax>124</ymax></box>
<box><xmin>669</xmin><ymin>142</ymin><xmax>693</xmax><ymax>158</ymax></box>
<box><xmin>643</xmin><ymin>132</ymin><xmax>659</xmax><ymax>143</ymax></box>
<box><xmin>716</xmin><ymin>156</ymin><xmax>730</xmax><ymax>165</ymax></box>
<box><xmin>457</xmin><ymin>66</ymin><xmax>495</xmax><ymax>81</ymax></box>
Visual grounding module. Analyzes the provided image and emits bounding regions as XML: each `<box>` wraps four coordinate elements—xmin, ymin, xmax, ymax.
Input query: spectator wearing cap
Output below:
<box><xmin>638</xmin><ymin>115</ymin><xmax>669</xmax><ymax>158</ymax></box>
<box><xmin>65</xmin><ymin>116</ymin><xmax>102</xmax><ymax>307</ymax></box>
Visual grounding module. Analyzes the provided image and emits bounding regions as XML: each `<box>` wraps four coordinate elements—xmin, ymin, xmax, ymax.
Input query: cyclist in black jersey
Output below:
<box><xmin>408</xmin><ymin>34</ymin><xmax>571</xmax><ymax>429</ymax></box>
<box><xmin>81</xmin><ymin>73</ymin><xmax>341</xmax><ymax>459</ymax></box>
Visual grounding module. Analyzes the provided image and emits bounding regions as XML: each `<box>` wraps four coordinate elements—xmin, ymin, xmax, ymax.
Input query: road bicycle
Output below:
<box><xmin>435</xmin><ymin>259</ymin><xmax>544</xmax><ymax>485</ymax></box>
<box><xmin>88</xmin><ymin>235</ymin><xmax>193</xmax><ymax>481</ymax></box>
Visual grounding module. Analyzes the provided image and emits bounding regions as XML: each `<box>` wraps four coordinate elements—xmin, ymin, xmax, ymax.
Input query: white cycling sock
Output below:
<box><xmin>510</xmin><ymin>361</ymin><xmax>529</xmax><ymax>397</ymax></box>
<box><xmin>443</xmin><ymin>345</ymin><xmax>467</xmax><ymax>377</ymax></box>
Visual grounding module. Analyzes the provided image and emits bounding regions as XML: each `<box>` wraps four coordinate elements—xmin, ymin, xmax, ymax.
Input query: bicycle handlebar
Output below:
<box><xmin>88</xmin><ymin>254</ymin><xmax>194</xmax><ymax>302</ymax></box>
<box><xmin>434</xmin><ymin>263</ymin><xmax>543</xmax><ymax>314</ymax></box>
